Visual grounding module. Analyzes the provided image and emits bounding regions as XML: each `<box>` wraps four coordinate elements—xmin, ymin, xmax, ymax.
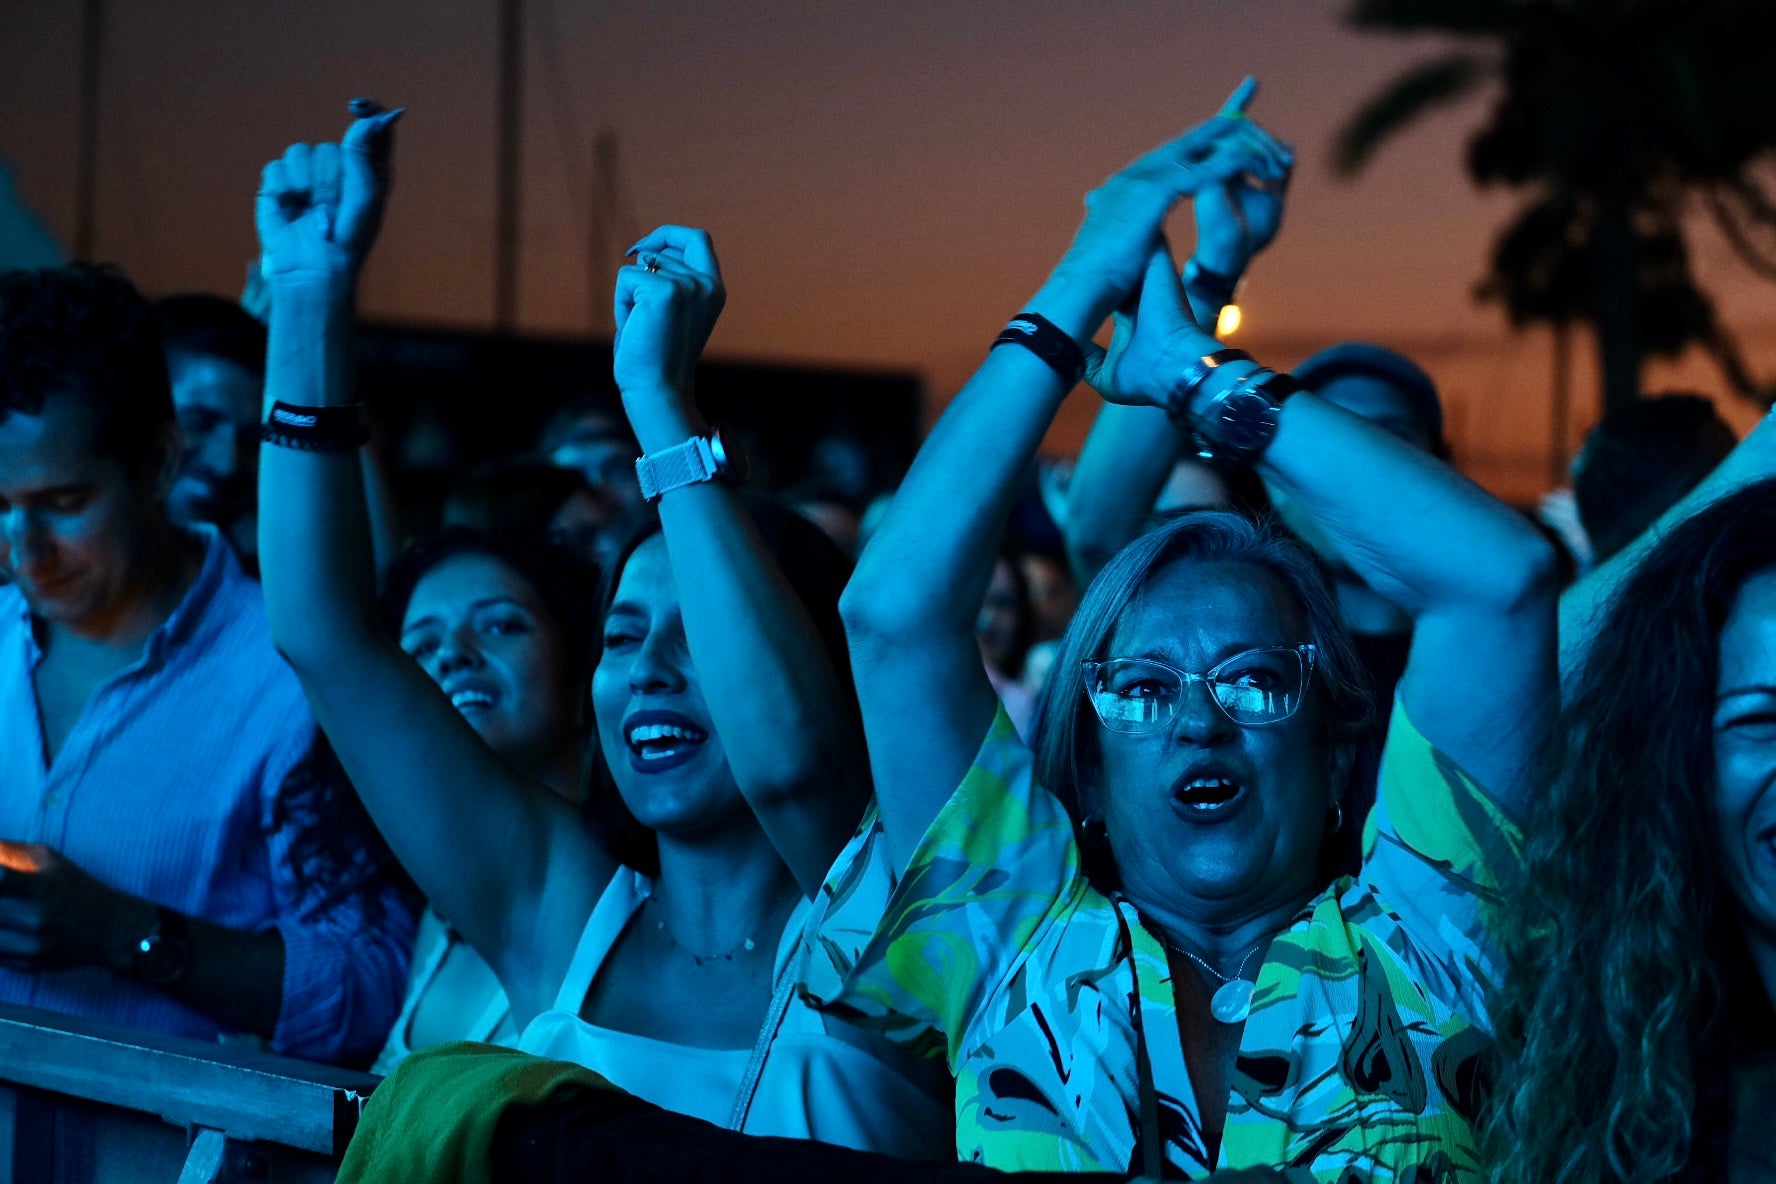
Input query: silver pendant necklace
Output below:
<box><xmin>1171</xmin><ymin>940</ymin><xmax>1263</xmax><ymax>1023</ymax></box>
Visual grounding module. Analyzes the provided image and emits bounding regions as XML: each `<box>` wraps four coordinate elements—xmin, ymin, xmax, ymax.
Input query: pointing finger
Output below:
<box><xmin>1220</xmin><ymin>76</ymin><xmax>1258</xmax><ymax>118</ymax></box>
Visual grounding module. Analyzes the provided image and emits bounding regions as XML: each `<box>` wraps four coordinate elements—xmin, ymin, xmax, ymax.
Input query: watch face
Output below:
<box><xmin>1211</xmin><ymin>390</ymin><xmax>1280</xmax><ymax>456</ymax></box>
<box><xmin>134</xmin><ymin>928</ymin><xmax>192</xmax><ymax>987</ymax></box>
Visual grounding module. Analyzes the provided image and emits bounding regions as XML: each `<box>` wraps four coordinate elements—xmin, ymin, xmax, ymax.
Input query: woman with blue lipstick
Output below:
<box><xmin>253</xmin><ymin>105</ymin><xmax>949</xmax><ymax>1155</ymax></box>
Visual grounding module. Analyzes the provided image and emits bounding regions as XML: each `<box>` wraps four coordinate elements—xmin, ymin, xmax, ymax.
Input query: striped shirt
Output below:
<box><xmin>0</xmin><ymin>527</ymin><xmax>412</xmax><ymax>1062</ymax></box>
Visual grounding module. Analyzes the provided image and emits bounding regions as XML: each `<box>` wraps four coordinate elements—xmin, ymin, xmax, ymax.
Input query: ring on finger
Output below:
<box><xmin>642</xmin><ymin>254</ymin><xmax>661</xmax><ymax>274</ymax></box>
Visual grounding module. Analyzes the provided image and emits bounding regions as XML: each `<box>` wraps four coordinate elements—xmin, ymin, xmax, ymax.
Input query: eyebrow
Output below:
<box><xmin>17</xmin><ymin>484</ymin><xmax>95</xmax><ymax>501</ymax></box>
<box><xmin>1129</xmin><ymin>641</ymin><xmax>1278</xmax><ymax>666</ymax></box>
<box><xmin>401</xmin><ymin>596</ymin><xmax>532</xmax><ymax>635</ymax></box>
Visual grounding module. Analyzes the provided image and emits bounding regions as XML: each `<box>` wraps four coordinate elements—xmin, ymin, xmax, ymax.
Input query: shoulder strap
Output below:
<box><xmin>556</xmin><ymin>870</ymin><xmax>645</xmax><ymax>1013</ymax></box>
<box><xmin>726</xmin><ymin>936</ymin><xmax>806</xmax><ymax>1131</ymax></box>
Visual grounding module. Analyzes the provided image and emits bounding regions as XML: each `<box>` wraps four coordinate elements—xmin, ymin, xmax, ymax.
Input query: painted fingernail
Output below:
<box><xmin>350</xmin><ymin>97</ymin><xmax>385</xmax><ymax>117</ymax></box>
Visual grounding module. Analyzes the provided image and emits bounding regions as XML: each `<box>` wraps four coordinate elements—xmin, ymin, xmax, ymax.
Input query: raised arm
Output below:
<box><xmin>253</xmin><ymin>106</ymin><xmax>608</xmax><ymax>1012</ymax></box>
<box><xmin>1088</xmin><ymin>261</ymin><xmax>1556</xmax><ymax>809</ymax></box>
<box><xmin>609</xmin><ymin>226</ymin><xmax>869</xmax><ymax>895</ymax></box>
<box><xmin>1560</xmin><ymin>405</ymin><xmax>1776</xmax><ymax>686</ymax></box>
<box><xmin>843</xmin><ymin>89</ymin><xmax>1291</xmax><ymax>871</ymax></box>
<box><xmin>1067</xmin><ymin>84</ymin><xmax>1291</xmax><ymax>586</ymax></box>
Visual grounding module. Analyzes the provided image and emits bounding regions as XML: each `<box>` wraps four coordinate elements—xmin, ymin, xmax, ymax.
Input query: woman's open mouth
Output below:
<box><xmin>1170</xmin><ymin>774</ymin><xmax>1249</xmax><ymax>822</ymax></box>
<box><xmin>623</xmin><ymin>709</ymin><xmax>710</xmax><ymax>774</ymax></box>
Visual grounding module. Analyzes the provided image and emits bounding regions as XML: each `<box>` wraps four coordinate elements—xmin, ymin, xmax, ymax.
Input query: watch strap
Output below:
<box><xmin>635</xmin><ymin>435</ymin><xmax>720</xmax><ymax>502</ymax></box>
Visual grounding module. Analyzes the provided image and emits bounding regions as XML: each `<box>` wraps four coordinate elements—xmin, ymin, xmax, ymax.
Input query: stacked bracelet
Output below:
<box><xmin>1162</xmin><ymin>349</ymin><xmax>1253</xmax><ymax>428</ymax></box>
<box><xmin>992</xmin><ymin>312</ymin><xmax>1086</xmax><ymax>386</ymax></box>
<box><xmin>260</xmin><ymin>402</ymin><xmax>369</xmax><ymax>452</ymax></box>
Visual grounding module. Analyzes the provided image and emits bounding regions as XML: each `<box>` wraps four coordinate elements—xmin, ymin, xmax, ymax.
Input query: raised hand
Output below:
<box><xmin>612</xmin><ymin>225</ymin><xmax>727</xmax><ymax>401</ymax></box>
<box><xmin>1190</xmin><ymin>81</ymin><xmax>1294</xmax><ymax>275</ymax></box>
<box><xmin>255</xmin><ymin>101</ymin><xmax>403</xmax><ymax>289</ymax></box>
<box><xmin>1058</xmin><ymin>77</ymin><xmax>1291</xmax><ymax>312</ymax></box>
<box><xmin>1082</xmin><ymin>244</ymin><xmax>1213</xmax><ymax>409</ymax></box>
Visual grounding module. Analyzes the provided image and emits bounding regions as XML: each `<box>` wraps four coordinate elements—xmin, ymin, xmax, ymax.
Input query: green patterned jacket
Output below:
<box><xmin>806</xmin><ymin>699</ymin><xmax>1517</xmax><ymax>1182</ymax></box>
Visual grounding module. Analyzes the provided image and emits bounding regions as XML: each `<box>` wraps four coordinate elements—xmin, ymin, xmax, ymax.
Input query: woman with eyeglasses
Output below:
<box><xmin>821</xmin><ymin>82</ymin><xmax>1558</xmax><ymax>1180</ymax></box>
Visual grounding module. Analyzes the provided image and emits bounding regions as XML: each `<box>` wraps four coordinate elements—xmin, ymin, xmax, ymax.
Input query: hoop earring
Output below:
<box><xmin>1327</xmin><ymin>801</ymin><xmax>1344</xmax><ymax>835</ymax></box>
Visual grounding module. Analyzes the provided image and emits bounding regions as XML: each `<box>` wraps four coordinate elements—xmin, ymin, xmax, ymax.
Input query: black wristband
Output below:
<box><xmin>992</xmin><ymin>313</ymin><xmax>1086</xmax><ymax>386</ymax></box>
<box><xmin>1183</xmin><ymin>258</ymin><xmax>1239</xmax><ymax>308</ymax></box>
<box><xmin>261</xmin><ymin>401</ymin><xmax>369</xmax><ymax>452</ymax></box>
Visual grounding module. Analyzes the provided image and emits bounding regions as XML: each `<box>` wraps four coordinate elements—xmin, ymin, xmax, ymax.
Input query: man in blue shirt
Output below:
<box><xmin>0</xmin><ymin>264</ymin><xmax>410</xmax><ymax>1063</ymax></box>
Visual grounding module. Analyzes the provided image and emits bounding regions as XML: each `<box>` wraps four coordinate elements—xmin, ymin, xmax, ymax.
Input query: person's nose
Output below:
<box><xmin>2</xmin><ymin>508</ymin><xmax>53</xmax><ymax>573</ymax></box>
<box><xmin>627</xmin><ymin>629</ymin><xmax>687</xmax><ymax>695</ymax></box>
<box><xmin>1168</xmin><ymin>675</ymin><xmax>1236</xmax><ymax>747</ymax></box>
<box><xmin>434</xmin><ymin>623</ymin><xmax>484</xmax><ymax>678</ymax></box>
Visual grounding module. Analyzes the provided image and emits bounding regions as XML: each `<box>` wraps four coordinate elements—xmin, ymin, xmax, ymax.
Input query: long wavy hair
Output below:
<box><xmin>1486</xmin><ymin>479</ymin><xmax>1776</xmax><ymax>1184</ymax></box>
<box><xmin>1028</xmin><ymin>510</ymin><xmax>1376</xmax><ymax>891</ymax></box>
<box><xmin>271</xmin><ymin>728</ymin><xmax>419</xmax><ymax>928</ymax></box>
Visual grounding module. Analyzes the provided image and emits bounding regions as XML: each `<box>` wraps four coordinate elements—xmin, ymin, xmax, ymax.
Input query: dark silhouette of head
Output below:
<box><xmin>1573</xmin><ymin>392</ymin><xmax>1737</xmax><ymax>563</ymax></box>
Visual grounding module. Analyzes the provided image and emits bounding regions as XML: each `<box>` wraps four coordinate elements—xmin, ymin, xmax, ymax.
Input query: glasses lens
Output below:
<box><xmin>1086</xmin><ymin>659</ymin><xmax>1183</xmax><ymax>732</ymax></box>
<box><xmin>1209</xmin><ymin>647</ymin><xmax>1307</xmax><ymax>724</ymax></box>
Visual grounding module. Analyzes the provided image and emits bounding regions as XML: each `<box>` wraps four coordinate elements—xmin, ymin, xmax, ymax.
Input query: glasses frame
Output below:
<box><xmin>1081</xmin><ymin>643</ymin><xmax>1318</xmax><ymax>733</ymax></box>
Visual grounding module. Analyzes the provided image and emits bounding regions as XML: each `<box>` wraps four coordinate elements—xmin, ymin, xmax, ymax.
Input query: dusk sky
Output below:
<box><xmin>5</xmin><ymin>0</ymin><xmax>1772</xmax><ymax>500</ymax></box>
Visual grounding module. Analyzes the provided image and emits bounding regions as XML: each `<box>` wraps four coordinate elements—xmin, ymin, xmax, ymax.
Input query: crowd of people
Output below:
<box><xmin>1</xmin><ymin>83</ymin><xmax>1773</xmax><ymax>1183</ymax></box>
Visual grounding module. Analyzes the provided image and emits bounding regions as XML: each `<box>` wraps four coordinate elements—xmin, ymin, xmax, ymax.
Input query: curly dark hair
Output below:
<box><xmin>153</xmin><ymin>293</ymin><xmax>267</xmax><ymax>375</ymax></box>
<box><xmin>0</xmin><ymin>264</ymin><xmax>173</xmax><ymax>473</ymax></box>
<box><xmin>1486</xmin><ymin>479</ymin><xmax>1776</xmax><ymax>1184</ymax></box>
<box><xmin>586</xmin><ymin>496</ymin><xmax>859</xmax><ymax>875</ymax></box>
<box><xmin>270</xmin><ymin>729</ymin><xmax>420</xmax><ymax>928</ymax></box>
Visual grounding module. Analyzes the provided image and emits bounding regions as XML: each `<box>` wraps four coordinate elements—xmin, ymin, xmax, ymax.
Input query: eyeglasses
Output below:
<box><xmin>1081</xmin><ymin>644</ymin><xmax>1317</xmax><ymax>732</ymax></box>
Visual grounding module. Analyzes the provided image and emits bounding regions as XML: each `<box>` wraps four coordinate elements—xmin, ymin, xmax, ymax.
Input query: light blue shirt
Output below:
<box><xmin>0</xmin><ymin>527</ymin><xmax>412</xmax><ymax>1062</ymax></box>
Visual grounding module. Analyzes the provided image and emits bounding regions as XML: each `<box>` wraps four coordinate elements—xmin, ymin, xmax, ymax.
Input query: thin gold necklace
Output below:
<box><xmin>645</xmin><ymin>892</ymin><xmax>772</xmax><ymax>967</ymax></box>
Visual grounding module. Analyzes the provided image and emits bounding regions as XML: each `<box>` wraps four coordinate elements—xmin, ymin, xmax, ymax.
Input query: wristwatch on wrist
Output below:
<box><xmin>130</xmin><ymin>906</ymin><xmax>193</xmax><ymax>988</ymax></box>
<box><xmin>1182</xmin><ymin>368</ymin><xmax>1302</xmax><ymax>467</ymax></box>
<box><xmin>634</xmin><ymin>430</ymin><xmax>746</xmax><ymax>502</ymax></box>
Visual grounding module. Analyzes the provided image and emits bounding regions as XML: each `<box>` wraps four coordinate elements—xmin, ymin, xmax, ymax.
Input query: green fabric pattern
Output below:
<box><xmin>805</xmin><ymin>700</ymin><xmax>1514</xmax><ymax>1181</ymax></box>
